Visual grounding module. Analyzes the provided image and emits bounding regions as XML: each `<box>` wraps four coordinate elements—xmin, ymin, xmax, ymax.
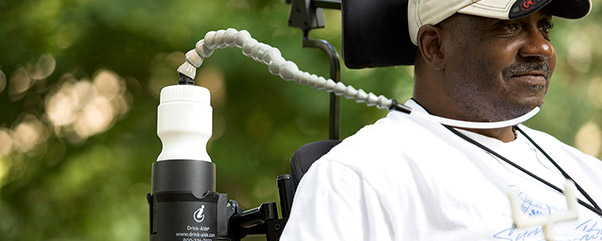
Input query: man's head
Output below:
<box><xmin>410</xmin><ymin>0</ymin><xmax>591</xmax><ymax>123</ymax></box>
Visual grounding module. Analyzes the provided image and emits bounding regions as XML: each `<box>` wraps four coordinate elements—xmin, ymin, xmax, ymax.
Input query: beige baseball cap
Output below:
<box><xmin>408</xmin><ymin>0</ymin><xmax>592</xmax><ymax>45</ymax></box>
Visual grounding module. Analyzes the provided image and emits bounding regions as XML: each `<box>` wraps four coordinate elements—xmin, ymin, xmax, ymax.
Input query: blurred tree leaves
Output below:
<box><xmin>0</xmin><ymin>0</ymin><xmax>602</xmax><ymax>240</ymax></box>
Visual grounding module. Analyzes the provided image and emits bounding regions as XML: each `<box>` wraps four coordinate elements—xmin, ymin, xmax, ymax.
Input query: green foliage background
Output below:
<box><xmin>1</xmin><ymin>0</ymin><xmax>602</xmax><ymax>240</ymax></box>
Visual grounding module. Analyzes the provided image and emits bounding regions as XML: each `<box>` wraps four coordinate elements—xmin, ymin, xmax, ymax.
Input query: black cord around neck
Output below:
<box><xmin>444</xmin><ymin>125</ymin><xmax>602</xmax><ymax>217</ymax></box>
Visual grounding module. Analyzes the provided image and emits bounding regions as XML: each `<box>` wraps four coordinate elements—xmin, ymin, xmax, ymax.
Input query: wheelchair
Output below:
<box><xmin>219</xmin><ymin>0</ymin><xmax>416</xmax><ymax>240</ymax></box>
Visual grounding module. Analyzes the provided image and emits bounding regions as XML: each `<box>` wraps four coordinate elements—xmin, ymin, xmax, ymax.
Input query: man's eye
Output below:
<box><xmin>502</xmin><ymin>23</ymin><xmax>520</xmax><ymax>32</ymax></box>
<box><xmin>539</xmin><ymin>23</ymin><xmax>554</xmax><ymax>34</ymax></box>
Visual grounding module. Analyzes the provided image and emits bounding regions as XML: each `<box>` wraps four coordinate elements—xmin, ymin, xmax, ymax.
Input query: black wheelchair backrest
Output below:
<box><xmin>290</xmin><ymin>140</ymin><xmax>342</xmax><ymax>188</ymax></box>
<box><xmin>342</xmin><ymin>0</ymin><xmax>417</xmax><ymax>68</ymax></box>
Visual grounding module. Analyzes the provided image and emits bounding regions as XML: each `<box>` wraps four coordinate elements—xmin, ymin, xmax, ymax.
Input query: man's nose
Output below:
<box><xmin>518</xmin><ymin>28</ymin><xmax>555</xmax><ymax>60</ymax></box>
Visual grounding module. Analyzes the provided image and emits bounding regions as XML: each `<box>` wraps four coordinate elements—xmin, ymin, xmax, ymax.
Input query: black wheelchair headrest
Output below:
<box><xmin>342</xmin><ymin>0</ymin><xmax>417</xmax><ymax>68</ymax></box>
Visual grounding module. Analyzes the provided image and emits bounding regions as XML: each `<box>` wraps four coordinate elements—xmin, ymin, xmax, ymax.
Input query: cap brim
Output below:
<box><xmin>458</xmin><ymin>0</ymin><xmax>591</xmax><ymax>20</ymax></box>
<box><xmin>546</xmin><ymin>0</ymin><xmax>592</xmax><ymax>19</ymax></box>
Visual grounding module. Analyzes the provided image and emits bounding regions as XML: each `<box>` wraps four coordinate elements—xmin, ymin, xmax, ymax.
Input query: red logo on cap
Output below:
<box><xmin>521</xmin><ymin>0</ymin><xmax>536</xmax><ymax>10</ymax></box>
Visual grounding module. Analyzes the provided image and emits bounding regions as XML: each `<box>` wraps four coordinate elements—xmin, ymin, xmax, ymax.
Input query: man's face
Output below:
<box><xmin>438</xmin><ymin>11</ymin><xmax>556</xmax><ymax>122</ymax></box>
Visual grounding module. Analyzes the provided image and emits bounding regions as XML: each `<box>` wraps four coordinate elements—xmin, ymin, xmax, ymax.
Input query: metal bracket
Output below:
<box><xmin>286</xmin><ymin>0</ymin><xmax>342</xmax><ymax>140</ymax></box>
<box><xmin>287</xmin><ymin>0</ymin><xmax>340</xmax><ymax>30</ymax></box>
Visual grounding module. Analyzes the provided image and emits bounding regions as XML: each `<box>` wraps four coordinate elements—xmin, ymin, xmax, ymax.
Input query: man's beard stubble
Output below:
<box><xmin>452</xmin><ymin>58</ymin><xmax>552</xmax><ymax>122</ymax></box>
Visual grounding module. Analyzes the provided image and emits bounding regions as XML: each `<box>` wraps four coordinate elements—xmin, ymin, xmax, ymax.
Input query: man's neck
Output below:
<box><xmin>462</xmin><ymin>127</ymin><xmax>516</xmax><ymax>142</ymax></box>
<box><xmin>411</xmin><ymin>98</ymin><xmax>517</xmax><ymax>142</ymax></box>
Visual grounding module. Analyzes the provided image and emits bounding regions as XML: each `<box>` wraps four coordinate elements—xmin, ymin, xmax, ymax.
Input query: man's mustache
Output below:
<box><xmin>502</xmin><ymin>60</ymin><xmax>551</xmax><ymax>82</ymax></box>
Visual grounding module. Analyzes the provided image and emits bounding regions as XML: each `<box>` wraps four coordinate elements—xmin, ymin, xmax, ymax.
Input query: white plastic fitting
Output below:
<box><xmin>508</xmin><ymin>180</ymin><xmax>579</xmax><ymax>241</ymax></box>
<box><xmin>177</xmin><ymin>62</ymin><xmax>197</xmax><ymax>80</ymax></box>
<box><xmin>157</xmin><ymin>85</ymin><xmax>213</xmax><ymax>162</ymax></box>
<box><xmin>195</xmin><ymin>40</ymin><xmax>214</xmax><ymax>58</ymax></box>
<box><xmin>186</xmin><ymin>50</ymin><xmax>203</xmax><ymax>68</ymax></box>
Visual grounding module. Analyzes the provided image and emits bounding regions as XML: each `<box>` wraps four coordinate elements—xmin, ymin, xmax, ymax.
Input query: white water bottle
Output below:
<box><xmin>150</xmin><ymin>84</ymin><xmax>218</xmax><ymax>241</ymax></box>
<box><xmin>157</xmin><ymin>85</ymin><xmax>212</xmax><ymax>162</ymax></box>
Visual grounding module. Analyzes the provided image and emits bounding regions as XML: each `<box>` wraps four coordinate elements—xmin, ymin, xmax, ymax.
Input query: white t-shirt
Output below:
<box><xmin>281</xmin><ymin>100</ymin><xmax>602</xmax><ymax>241</ymax></box>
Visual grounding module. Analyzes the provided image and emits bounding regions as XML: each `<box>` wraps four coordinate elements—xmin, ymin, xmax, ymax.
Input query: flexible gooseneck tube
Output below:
<box><xmin>177</xmin><ymin>28</ymin><xmax>540</xmax><ymax>129</ymax></box>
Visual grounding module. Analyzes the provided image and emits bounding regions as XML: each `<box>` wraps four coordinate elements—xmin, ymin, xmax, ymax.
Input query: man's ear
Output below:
<box><xmin>417</xmin><ymin>25</ymin><xmax>445</xmax><ymax>70</ymax></box>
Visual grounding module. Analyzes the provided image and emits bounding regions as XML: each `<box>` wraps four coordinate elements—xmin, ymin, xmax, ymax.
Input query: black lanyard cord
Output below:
<box><xmin>444</xmin><ymin>125</ymin><xmax>602</xmax><ymax>217</ymax></box>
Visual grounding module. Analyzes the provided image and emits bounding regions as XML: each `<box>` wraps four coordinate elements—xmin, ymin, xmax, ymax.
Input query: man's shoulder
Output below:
<box><xmin>520</xmin><ymin>124</ymin><xmax>602</xmax><ymax>165</ymax></box>
<box><xmin>317</xmin><ymin>111</ymin><xmax>453</xmax><ymax>171</ymax></box>
<box><xmin>519</xmin><ymin>125</ymin><xmax>579</xmax><ymax>151</ymax></box>
<box><xmin>330</xmin><ymin>111</ymin><xmax>434</xmax><ymax>150</ymax></box>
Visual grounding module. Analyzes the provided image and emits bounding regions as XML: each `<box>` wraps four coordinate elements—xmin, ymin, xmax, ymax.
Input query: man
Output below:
<box><xmin>281</xmin><ymin>0</ymin><xmax>602</xmax><ymax>240</ymax></box>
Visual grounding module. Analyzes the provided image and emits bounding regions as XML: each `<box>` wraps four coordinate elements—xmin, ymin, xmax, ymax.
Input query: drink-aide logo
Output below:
<box><xmin>520</xmin><ymin>0</ymin><xmax>537</xmax><ymax>11</ymax></box>
<box><xmin>193</xmin><ymin>205</ymin><xmax>205</xmax><ymax>223</ymax></box>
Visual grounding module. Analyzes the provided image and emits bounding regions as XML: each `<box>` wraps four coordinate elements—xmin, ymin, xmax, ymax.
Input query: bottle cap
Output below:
<box><xmin>160</xmin><ymin>85</ymin><xmax>210</xmax><ymax>104</ymax></box>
